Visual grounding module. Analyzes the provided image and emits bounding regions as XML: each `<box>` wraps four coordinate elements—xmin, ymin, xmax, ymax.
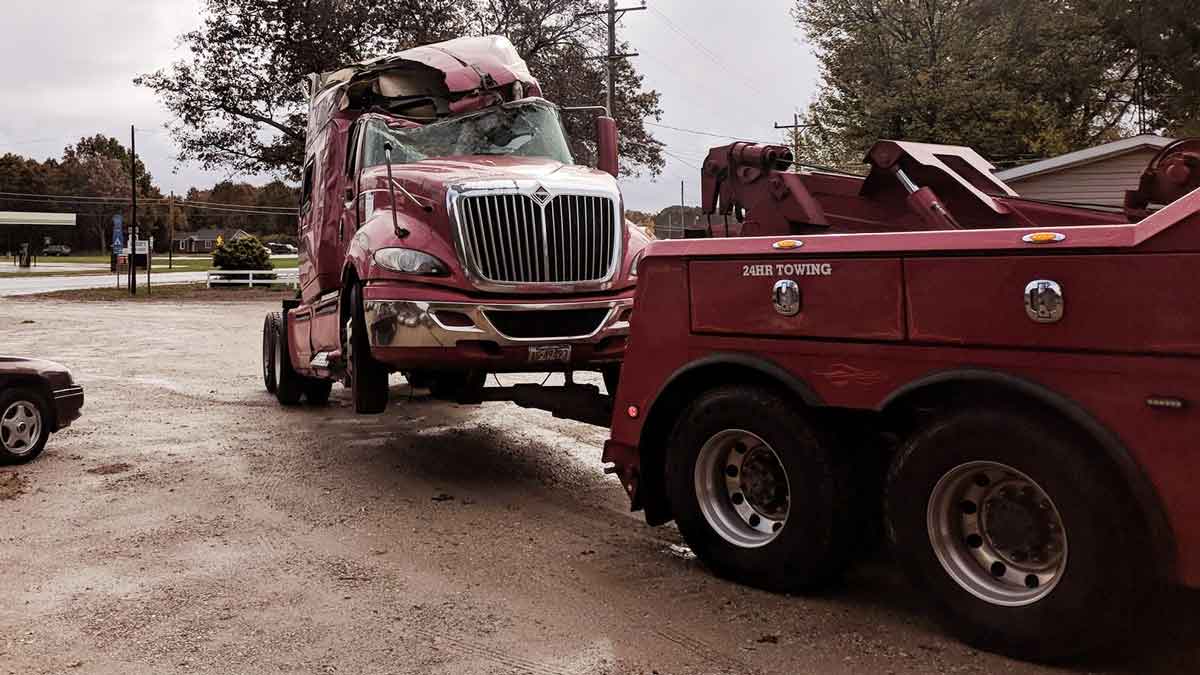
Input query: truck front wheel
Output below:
<box><xmin>262</xmin><ymin>313</ymin><xmax>278</xmax><ymax>394</ymax></box>
<box><xmin>885</xmin><ymin>408</ymin><xmax>1150</xmax><ymax>661</ymax></box>
<box><xmin>665</xmin><ymin>385</ymin><xmax>853</xmax><ymax>593</ymax></box>
<box><xmin>345</xmin><ymin>284</ymin><xmax>389</xmax><ymax>414</ymax></box>
<box><xmin>273</xmin><ymin>311</ymin><xmax>304</xmax><ymax>406</ymax></box>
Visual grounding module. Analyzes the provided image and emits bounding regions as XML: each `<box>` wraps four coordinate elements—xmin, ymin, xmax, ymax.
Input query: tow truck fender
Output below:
<box><xmin>634</xmin><ymin>352</ymin><xmax>823</xmax><ymax>525</ymax></box>
<box><xmin>880</xmin><ymin>368</ymin><xmax>1176</xmax><ymax>581</ymax></box>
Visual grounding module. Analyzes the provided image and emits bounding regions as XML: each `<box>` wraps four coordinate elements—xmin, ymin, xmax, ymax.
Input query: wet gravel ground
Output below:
<box><xmin>1</xmin><ymin>299</ymin><xmax>1197</xmax><ymax>674</ymax></box>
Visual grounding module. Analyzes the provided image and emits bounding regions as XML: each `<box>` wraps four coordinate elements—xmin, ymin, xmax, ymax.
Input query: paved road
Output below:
<box><xmin>0</xmin><ymin>270</ymin><xmax>209</xmax><ymax>296</ymax></box>
<box><xmin>0</xmin><ymin>299</ymin><xmax>1195</xmax><ymax>674</ymax></box>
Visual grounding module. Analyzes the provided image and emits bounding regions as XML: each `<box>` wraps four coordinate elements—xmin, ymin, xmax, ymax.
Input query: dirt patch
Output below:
<box><xmin>0</xmin><ymin>470</ymin><xmax>28</xmax><ymax>499</ymax></box>
<box><xmin>86</xmin><ymin>462</ymin><xmax>134</xmax><ymax>475</ymax></box>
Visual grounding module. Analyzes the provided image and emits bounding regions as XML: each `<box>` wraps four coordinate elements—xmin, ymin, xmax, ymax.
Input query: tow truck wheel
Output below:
<box><xmin>345</xmin><ymin>284</ymin><xmax>388</xmax><ymax>414</ymax></box>
<box><xmin>262</xmin><ymin>313</ymin><xmax>279</xmax><ymax>394</ymax></box>
<box><xmin>274</xmin><ymin>311</ymin><xmax>304</xmax><ymax>406</ymax></box>
<box><xmin>885</xmin><ymin>407</ymin><xmax>1149</xmax><ymax>661</ymax></box>
<box><xmin>665</xmin><ymin>385</ymin><xmax>853</xmax><ymax>593</ymax></box>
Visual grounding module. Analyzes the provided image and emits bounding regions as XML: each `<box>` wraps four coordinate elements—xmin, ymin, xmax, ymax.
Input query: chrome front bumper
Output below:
<box><xmin>363</xmin><ymin>298</ymin><xmax>633</xmax><ymax>349</ymax></box>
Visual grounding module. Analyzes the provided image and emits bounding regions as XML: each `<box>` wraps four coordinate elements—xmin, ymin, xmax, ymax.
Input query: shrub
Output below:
<box><xmin>212</xmin><ymin>236</ymin><xmax>273</xmax><ymax>271</ymax></box>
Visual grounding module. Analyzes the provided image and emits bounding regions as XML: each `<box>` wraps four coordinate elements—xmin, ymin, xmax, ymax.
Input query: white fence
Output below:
<box><xmin>206</xmin><ymin>269</ymin><xmax>299</xmax><ymax>288</ymax></box>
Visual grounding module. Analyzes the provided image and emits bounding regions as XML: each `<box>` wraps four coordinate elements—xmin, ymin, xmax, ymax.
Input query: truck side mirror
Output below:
<box><xmin>596</xmin><ymin>116</ymin><xmax>619</xmax><ymax>178</ymax></box>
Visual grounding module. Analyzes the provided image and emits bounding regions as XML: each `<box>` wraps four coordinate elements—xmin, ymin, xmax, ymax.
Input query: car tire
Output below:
<box><xmin>275</xmin><ymin>310</ymin><xmax>304</xmax><ymax>406</ymax></box>
<box><xmin>428</xmin><ymin>370</ymin><xmax>486</xmax><ymax>404</ymax></box>
<box><xmin>665</xmin><ymin>385</ymin><xmax>853</xmax><ymax>593</ymax></box>
<box><xmin>262</xmin><ymin>312</ymin><xmax>279</xmax><ymax>393</ymax></box>
<box><xmin>345</xmin><ymin>284</ymin><xmax>388</xmax><ymax>414</ymax></box>
<box><xmin>0</xmin><ymin>388</ymin><xmax>51</xmax><ymax>464</ymax></box>
<box><xmin>885</xmin><ymin>407</ymin><xmax>1151</xmax><ymax>661</ymax></box>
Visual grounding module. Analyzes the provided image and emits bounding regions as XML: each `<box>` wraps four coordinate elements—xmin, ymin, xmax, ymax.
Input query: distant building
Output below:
<box><xmin>995</xmin><ymin>134</ymin><xmax>1174</xmax><ymax>207</ymax></box>
<box><xmin>172</xmin><ymin>228</ymin><xmax>251</xmax><ymax>253</ymax></box>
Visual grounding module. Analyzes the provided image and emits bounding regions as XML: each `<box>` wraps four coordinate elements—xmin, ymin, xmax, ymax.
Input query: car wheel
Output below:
<box><xmin>262</xmin><ymin>312</ymin><xmax>279</xmax><ymax>393</ymax></box>
<box><xmin>345</xmin><ymin>284</ymin><xmax>388</xmax><ymax>414</ymax></box>
<box><xmin>665</xmin><ymin>384</ymin><xmax>854</xmax><ymax>592</ymax></box>
<box><xmin>885</xmin><ymin>407</ymin><xmax>1151</xmax><ymax>661</ymax></box>
<box><xmin>0</xmin><ymin>388</ymin><xmax>50</xmax><ymax>464</ymax></box>
<box><xmin>275</xmin><ymin>310</ymin><xmax>304</xmax><ymax>406</ymax></box>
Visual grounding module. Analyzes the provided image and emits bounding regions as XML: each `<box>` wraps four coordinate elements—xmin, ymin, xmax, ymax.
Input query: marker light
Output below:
<box><xmin>1022</xmin><ymin>232</ymin><xmax>1066</xmax><ymax>244</ymax></box>
<box><xmin>626</xmin><ymin>405</ymin><xmax>640</xmax><ymax>418</ymax></box>
<box><xmin>772</xmin><ymin>239</ymin><xmax>804</xmax><ymax>250</ymax></box>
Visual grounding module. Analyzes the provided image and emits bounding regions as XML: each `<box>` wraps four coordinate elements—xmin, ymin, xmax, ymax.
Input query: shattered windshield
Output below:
<box><xmin>362</xmin><ymin>99</ymin><xmax>574</xmax><ymax>166</ymax></box>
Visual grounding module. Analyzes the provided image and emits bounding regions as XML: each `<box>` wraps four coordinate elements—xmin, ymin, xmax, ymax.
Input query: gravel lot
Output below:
<box><xmin>1</xmin><ymin>299</ymin><xmax>1196</xmax><ymax>674</ymax></box>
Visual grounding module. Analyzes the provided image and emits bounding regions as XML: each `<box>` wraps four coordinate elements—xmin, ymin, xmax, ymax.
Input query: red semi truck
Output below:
<box><xmin>604</xmin><ymin>138</ymin><xmax>1200</xmax><ymax>659</ymax></box>
<box><xmin>262</xmin><ymin>36</ymin><xmax>647</xmax><ymax>412</ymax></box>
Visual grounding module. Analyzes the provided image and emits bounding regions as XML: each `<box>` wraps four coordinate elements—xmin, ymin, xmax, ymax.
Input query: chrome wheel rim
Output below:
<box><xmin>694</xmin><ymin>429</ymin><xmax>790</xmax><ymax>548</ymax></box>
<box><xmin>1</xmin><ymin>400</ymin><xmax>42</xmax><ymax>456</ymax></box>
<box><xmin>927</xmin><ymin>461</ymin><xmax>1068</xmax><ymax>606</ymax></box>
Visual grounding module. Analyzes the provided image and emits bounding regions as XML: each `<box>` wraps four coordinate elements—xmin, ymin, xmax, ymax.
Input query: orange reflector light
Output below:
<box><xmin>626</xmin><ymin>405</ymin><xmax>640</xmax><ymax>418</ymax></box>
<box><xmin>772</xmin><ymin>239</ymin><xmax>804</xmax><ymax>250</ymax></box>
<box><xmin>1022</xmin><ymin>232</ymin><xmax>1066</xmax><ymax>244</ymax></box>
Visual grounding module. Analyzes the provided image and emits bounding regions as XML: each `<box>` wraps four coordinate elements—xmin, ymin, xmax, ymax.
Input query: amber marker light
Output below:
<box><xmin>772</xmin><ymin>239</ymin><xmax>804</xmax><ymax>250</ymax></box>
<box><xmin>1022</xmin><ymin>232</ymin><xmax>1066</xmax><ymax>244</ymax></box>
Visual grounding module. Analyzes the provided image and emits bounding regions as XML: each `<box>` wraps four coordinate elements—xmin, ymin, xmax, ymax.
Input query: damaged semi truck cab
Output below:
<box><xmin>262</xmin><ymin>36</ymin><xmax>647</xmax><ymax>412</ymax></box>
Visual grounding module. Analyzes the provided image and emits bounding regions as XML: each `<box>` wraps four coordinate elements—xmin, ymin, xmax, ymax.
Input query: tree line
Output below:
<box><xmin>791</xmin><ymin>0</ymin><xmax>1200</xmax><ymax>169</ymax></box>
<box><xmin>0</xmin><ymin>135</ymin><xmax>300</xmax><ymax>253</ymax></box>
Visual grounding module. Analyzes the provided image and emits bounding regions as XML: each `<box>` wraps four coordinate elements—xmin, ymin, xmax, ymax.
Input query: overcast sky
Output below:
<box><xmin>0</xmin><ymin>0</ymin><xmax>819</xmax><ymax>212</ymax></box>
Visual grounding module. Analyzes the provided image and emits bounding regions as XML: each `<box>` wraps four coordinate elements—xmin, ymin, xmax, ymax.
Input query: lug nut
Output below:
<box><xmin>725</xmin><ymin>465</ymin><xmax>739</xmax><ymax>478</ymax></box>
<box><xmin>772</xmin><ymin>522</ymin><xmax>782</xmax><ymax>532</ymax></box>
<box><xmin>974</xmin><ymin>474</ymin><xmax>991</xmax><ymax>487</ymax></box>
<box><xmin>991</xmin><ymin>562</ymin><xmax>1006</xmax><ymax>577</ymax></box>
<box><xmin>748</xmin><ymin>514</ymin><xmax>761</xmax><ymax>527</ymax></box>
<box><xmin>1025</xmin><ymin>574</ymin><xmax>1040</xmax><ymax>589</ymax></box>
<box><xmin>731</xmin><ymin>493</ymin><xmax>745</xmax><ymax>505</ymax></box>
<box><xmin>960</xmin><ymin>500</ymin><xmax>978</xmax><ymax>515</ymax></box>
<box><xmin>966</xmin><ymin>534</ymin><xmax>983</xmax><ymax>549</ymax></box>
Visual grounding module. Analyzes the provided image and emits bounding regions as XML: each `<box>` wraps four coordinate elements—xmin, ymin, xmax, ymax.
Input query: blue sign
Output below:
<box><xmin>111</xmin><ymin>214</ymin><xmax>124</xmax><ymax>252</ymax></box>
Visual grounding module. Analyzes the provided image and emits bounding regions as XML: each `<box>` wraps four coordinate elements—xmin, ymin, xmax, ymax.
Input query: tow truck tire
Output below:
<box><xmin>304</xmin><ymin>379</ymin><xmax>333</xmax><ymax>405</ymax></box>
<box><xmin>346</xmin><ymin>284</ymin><xmax>388</xmax><ymax>414</ymax></box>
<box><xmin>262</xmin><ymin>313</ymin><xmax>278</xmax><ymax>394</ymax></box>
<box><xmin>428</xmin><ymin>370</ymin><xmax>486</xmax><ymax>404</ymax></box>
<box><xmin>885</xmin><ymin>407</ymin><xmax>1149</xmax><ymax>661</ymax></box>
<box><xmin>274</xmin><ymin>311</ymin><xmax>304</xmax><ymax>406</ymax></box>
<box><xmin>0</xmin><ymin>388</ymin><xmax>50</xmax><ymax>464</ymax></box>
<box><xmin>665</xmin><ymin>385</ymin><xmax>853</xmax><ymax>593</ymax></box>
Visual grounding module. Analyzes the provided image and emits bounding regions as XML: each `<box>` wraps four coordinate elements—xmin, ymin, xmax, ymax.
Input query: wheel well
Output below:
<box><xmin>1</xmin><ymin>376</ymin><xmax>56</xmax><ymax>429</ymax></box>
<box><xmin>339</xmin><ymin>267</ymin><xmax>360</xmax><ymax>341</ymax></box>
<box><xmin>881</xmin><ymin>374</ymin><xmax>1176</xmax><ymax>581</ymax></box>
<box><xmin>636</xmin><ymin>359</ymin><xmax>825</xmax><ymax>526</ymax></box>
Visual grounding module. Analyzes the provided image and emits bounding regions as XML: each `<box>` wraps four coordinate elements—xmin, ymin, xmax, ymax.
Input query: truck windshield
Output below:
<box><xmin>362</xmin><ymin>99</ymin><xmax>574</xmax><ymax>167</ymax></box>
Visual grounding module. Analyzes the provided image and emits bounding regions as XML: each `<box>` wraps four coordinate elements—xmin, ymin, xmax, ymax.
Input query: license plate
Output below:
<box><xmin>528</xmin><ymin>345</ymin><xmax>572</xmax><ymax>363</ymax></box>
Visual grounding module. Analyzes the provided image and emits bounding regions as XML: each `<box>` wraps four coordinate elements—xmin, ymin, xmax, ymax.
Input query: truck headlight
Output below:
<box><xmin>373</xmin><ymin>248</ymin><xmax>449</xmax><ymax>276</ymax></box>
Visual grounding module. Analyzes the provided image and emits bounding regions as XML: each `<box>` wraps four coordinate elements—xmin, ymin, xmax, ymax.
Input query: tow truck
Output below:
<box><xmin>261</xmin><ymin>36</ymin><xmax>647</xmax><ymax>414</ymax></box>
<box><xmin>604</xmin><ymin>137</ymin><xmax>1200</xmax><ymax>659</ymax></box>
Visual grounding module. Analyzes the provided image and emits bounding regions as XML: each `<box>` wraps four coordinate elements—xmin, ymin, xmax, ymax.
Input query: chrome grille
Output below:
<box><xmin>457</xmin><ymin>192</ymin><xmax>617</xmax><ymax>285</ymax></box>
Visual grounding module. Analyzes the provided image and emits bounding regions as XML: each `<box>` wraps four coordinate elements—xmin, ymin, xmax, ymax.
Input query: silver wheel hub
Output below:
<box><xmin>927</xmin><ymin>461</ymin><xmax>1068</xmax><ymax>606</ymax></box>
<box><xmin>1</xmin><ymin>401</ymin><xmax>42</xmax><ymax>455</ymax></box>
<box><xmin>694</xmin><ymin>429</ymin><xmax>790</xmax><ymax>548</ymax></box>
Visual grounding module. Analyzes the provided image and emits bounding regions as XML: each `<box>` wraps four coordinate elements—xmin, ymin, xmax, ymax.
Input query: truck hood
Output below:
<box><xmin>385</xmin><ymin>156</ymin><xmax>619</xmax><ymax>196</ymax></box>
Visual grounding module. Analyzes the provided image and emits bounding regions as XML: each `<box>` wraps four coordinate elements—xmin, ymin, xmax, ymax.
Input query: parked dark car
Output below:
<box><xmin>42</xmin><ymin>244</ymin><xmax>72</xmax><ymax>256</ymax></box>
<box><xmin>0</xmin><ymin>357</ymin><xmax>83</xmax><ymax>463</ymax></box>
<box><xmin>264</xmin><ymin>242</ymin><xmax>296</xmax><ymax>255</ymax></box>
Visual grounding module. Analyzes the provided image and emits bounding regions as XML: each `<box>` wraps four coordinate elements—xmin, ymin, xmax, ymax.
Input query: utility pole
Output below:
<box><xmin>168</xmin><ymin>191</ymin><xmax>175</xmax><ymax>270</ymax></box>
<box><xmin>680</xmin><ymin>180</ymin><xmax>685</xmax><ymax>237</ymax></box>
<box><xmin>129</xmin><ymin>124</ymin><xmax>137</xmax><ymax>296</ymax></box>
<box><xmin>774</xmin><ymin>112</ymin><xmax>814</xmax><ymax>170</ymax></box>
<box><xmin>577</xmin><ymin>0</ymin><xmax>645</xmax><ymax>117</ymax></box>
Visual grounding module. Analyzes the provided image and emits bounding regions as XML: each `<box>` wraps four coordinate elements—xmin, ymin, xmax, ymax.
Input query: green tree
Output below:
<box><xmin>791</xmin><ymin>0</ymin><xmax>1155</xmax><ymax>166</ymax></box>
<box><xmin>137</xmin><ymin>0</ymin><xmax>664</xmax><ymax>180</ymax></box>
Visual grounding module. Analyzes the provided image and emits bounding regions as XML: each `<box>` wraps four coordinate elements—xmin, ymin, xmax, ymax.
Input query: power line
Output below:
<box><xmin>662</xmin><ymin>149</ymin><xmax>700</xmax><ymax>170</ymax></box>
<box><xmin>644</xmin><ymin>121</ymin><xmax>770</xmax><ymax>143</ymax></box>
<box><xmin>647</xmin><ymin>5</ymin><xmax>772</xmax><ymax>98</ymax></box>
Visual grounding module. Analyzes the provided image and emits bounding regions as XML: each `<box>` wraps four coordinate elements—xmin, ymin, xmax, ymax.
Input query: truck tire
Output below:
<box><xmin>0</xmin><ymin>388</ymin><xmax>50</xmax><ymax>464</ymax></box>
<box><xmin>303</xmin><ymin>379</ymin><xmax>333</xmax><ymax>405</ymax></box>
<box><xmin>345</xmin><ymin>284</ymin><xmax>388</xmax><ymax>414</ymax></box>
<box><xmin>665</xmin><ymin>385</ymin><xmax>853</xmax><ymax>592</ymax></box>
<box><xmin>885</xmin><ymin>407</ymin><xmax>1150</xmax><ymax>661</ymax></box>
<box><xmin>262</xmin><ymin>312</ymin><xmax>279</xmax><ymax>393</ymax></box>
<box><xmin>428</xmin><ymin>370</ymin><xmax>486</xmax><ymax>404</ymax></box>
<box><xmin>275</xmin><ymin>310</ymin><xmax>304</xmax><ymax>406</ymax></box>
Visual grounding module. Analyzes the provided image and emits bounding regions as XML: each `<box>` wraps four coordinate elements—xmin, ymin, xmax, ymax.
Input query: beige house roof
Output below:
<box><xmin>996</xmin><ymin>135</ymin><xmax>1173</xmax><ymax>183</ymax></box>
